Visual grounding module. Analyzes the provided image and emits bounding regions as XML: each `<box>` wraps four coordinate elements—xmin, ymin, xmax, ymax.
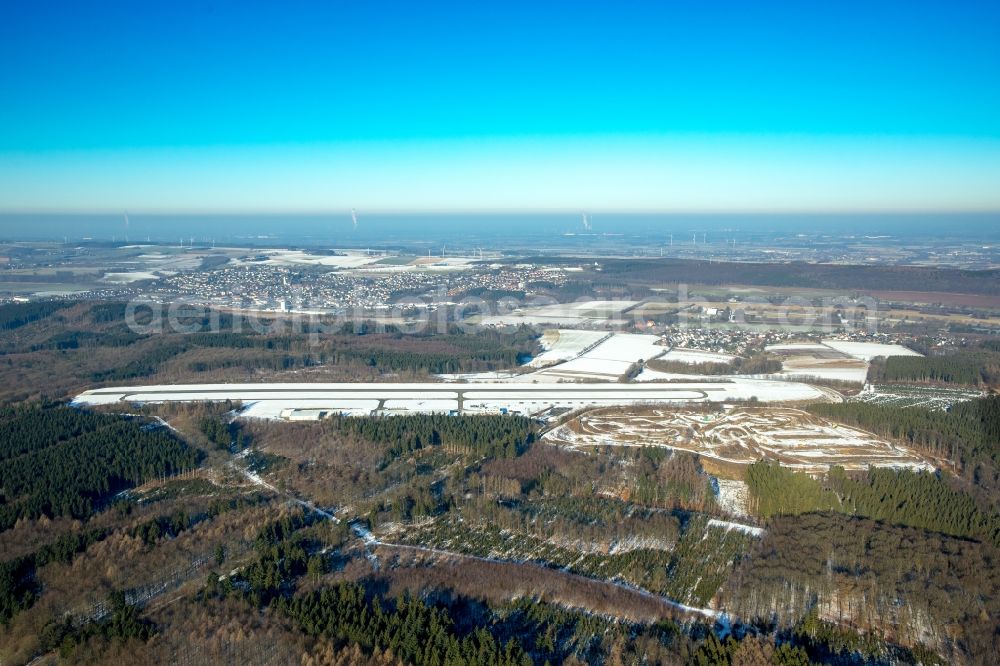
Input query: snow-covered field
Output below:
<box><xmin>257</xmin><ymin>249</ymin><xmax>382</xmax><ymax>268</ymax></box>
<box><xmin>659</xmin><ymin>348</ymin><xmax>737</xmax><ymax>365</ymax></box>
<box><xmin>776</xmin><ymin>367</ymin><xmax>869</xmax><ymax>383</ymax></box>
<box><xmin>819</xmin><ymin>340</ymin><xmax>923</xmax><ymax>361</ymax></box>
<box><xmin>383</xmin><ymin>399</ymin><xmax>458</xmax><ymax>411</ymax></box>
<box><xmin>436</xmin><ymin>331</ymin><xmax>659</xmax><ymax>382</ymax></box>
<box><xmin>100</xmin><ymin>271</ymin><xmax>159</xmax><ymax>283</ymax></box>
<box><xmin>526</xmin><ymin>329</ymin><xmax>610</xmax><ymax>367</ymax></box>
<box><xmin>776</xmin><ymin>356</ymin><xmax>869</xmax><ymax>384</ymax></box>
<box><xmin>436</xmin><ymin>371</ymin><xmax>524</xmax><ymax>382</ymax></box>
<box><xmin>634</xmin><ymin>368</ymin><xmax>710</xmax><ymax>381</ymax></box>
<box><xmin>359</xmin><ymin>256</ymin><xmax>476</xmax><ymax>273</ymax></box>
<box><xmin>480</xmin><ymin>300</ymin><xmax>638</xmax><ymax>327</ymax></box>
<box><xmin>544</xmin><ymin>406</ymin><xmax>931</xmax><ymax>473</ymax></box>
<box><xmin>764</xmin><ymin>343</ymin><xmax>830</xmax><ymax>353</ymax></box>
<box><xmin>763</xmin><ymin>339</ymin><xmax>918</xmax><ymax>385</ymax></box>
<box><xmin>528</xmin><ymin>333</ymin><xmax>665</xmax><ymax>380</ymax></box>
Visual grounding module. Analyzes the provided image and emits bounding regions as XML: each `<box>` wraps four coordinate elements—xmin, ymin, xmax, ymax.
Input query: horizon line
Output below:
<box><xmin>3</xmin><ymin>207</ymin><xmax>1000</xmax><ymax>216</ymax></box>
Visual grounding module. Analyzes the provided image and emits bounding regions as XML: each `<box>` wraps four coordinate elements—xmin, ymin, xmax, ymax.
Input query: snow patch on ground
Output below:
<box><xmin>707</xmin><ymin>519</ymin><xmax>763</xmax><ymax>538</ymax></box>
<box><xmin>100</xmin><ymin>271</ymin><xmax>159</xmax><ymax>283</ymax></box>
<box><xmin>714</xmin><ymin>479</ymin><xmax>751</xmax><ymax>518</ymax></box>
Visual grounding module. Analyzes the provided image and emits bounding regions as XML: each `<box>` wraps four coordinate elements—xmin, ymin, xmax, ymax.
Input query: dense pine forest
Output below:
<box><xmin>326</xmin><ymin>413</ymin><xmax>537</xmax><ymax>463</ymax></box>
<box><xmin>809</xmin><ymin>397</ymin><xmax>1000</xmax><ymax>499</ymax></box>
<box><xmin>867</xmin><ymin>348</ymin><xmax>1000</xmax><ymax>386</ymax></box>
<box><xmin>0</xmin><ymin>301</ymin><xmax>73</xmax><ymax>331</ymax></box>
<box><xmin>0</xmin><ymin>403</ymin><xmax>200</xmax><ymax>531</ymax></box>
<box><xmin>745</xmin><ymin>462</ymin><xmax>1000</xmax><ymax>545</ymax></box>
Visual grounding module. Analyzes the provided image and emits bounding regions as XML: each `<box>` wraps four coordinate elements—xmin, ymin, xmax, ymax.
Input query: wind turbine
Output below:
<box><xmin>123</xmin><ymin>211</ymin><xmax>130</xmax><ymax>242</ymax></box>
<box><xmin>351</xmin><ymin>208</ymin><xmax>358</xmax><ymax>230</ymax></box>
<box><xmin>581</xmin><ymin>212</ymin><xmax>592</xmax><ymax>231</ymax></box>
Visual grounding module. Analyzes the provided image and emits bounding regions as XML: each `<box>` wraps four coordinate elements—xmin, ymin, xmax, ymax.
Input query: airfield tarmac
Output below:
<box><xmin>73</xmin><ymin>378</ymin><xmax>834</xmax><ymax>420</ymax></box>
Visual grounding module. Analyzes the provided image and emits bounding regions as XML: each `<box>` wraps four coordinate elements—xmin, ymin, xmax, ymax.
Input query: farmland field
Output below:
<box><xmin>526</xmin><ymin>329</ymin><xmax>610</xmax><ymax>367</ymax></box>
<box><xmin>764</xmin><ymin>339</ymin><xmax>923</xmax><ymax>384</ymax></box>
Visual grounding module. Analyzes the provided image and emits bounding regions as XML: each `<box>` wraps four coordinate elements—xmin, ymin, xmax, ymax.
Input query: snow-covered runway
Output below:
<box><xmin>73</xmin><ymin>377</ymin><xmax>832</xmax><ymax>420</ymax></box>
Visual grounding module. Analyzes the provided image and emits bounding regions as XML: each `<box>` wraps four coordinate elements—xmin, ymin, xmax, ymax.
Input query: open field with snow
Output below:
<box><xmin>256</xmin><ymin>249</ymin><xmax>383</xmax><ymax>268</ymax></box>
<box><xmin>357</xmin><ymin>256</ymin><xmax>477</xmax><ymax>273</ymax></box>
<box><xmin>99</xmin><ymin>271</ymin><xmax>160</xmax><ymax>283</ymax></box>
<box><xmin>526</xmin><ymin>332</ymin><xmax>665</xmax><ymax>381</ymax></box>
<box><xmin>776</xmin><ymin>357</ymin><xmax>869</xmax><ymax>384</ymax></box>
<box><xmin>480</xmin><ymin>300</ymin><xmax>639</xmax><ymax>327</ymax></box>
<box><xmin>819</xmin><ymin>340</ymin><xmax>923</xmax><ymax>361</ymax></box>
<box><xmin>543</xmin><ymin>406</ymin><xmax>931</xmax><ymax>475</ymax></box>
<box><xmin>526</xmin><ymin>329</ymin><xmax>610</xmax><ymax>367</ymax></box>
<box><xmin>763</xmin><ymin>339</ymin><xmax>921</xmax><ymax>385</ymax></box>
<box><xmin>659</xmin><ymin>348</ymin><xmax>738</xmax><ymax>365</ymax></box>
<box><xmin>437</xmin><ymin>332</ymin><xmax>670</xmax><ymax>383</ymax></box>
<box><xmin>764</xmin><ymin>343</ymin><xmax>868</xmax><ymax>384</ymax></box>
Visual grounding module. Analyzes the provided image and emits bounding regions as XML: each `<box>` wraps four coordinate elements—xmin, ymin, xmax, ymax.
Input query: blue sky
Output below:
<box><xmin>2</xmin><ymin>0</ymin><xmax>999</xmax><ymax>211</ymax></box>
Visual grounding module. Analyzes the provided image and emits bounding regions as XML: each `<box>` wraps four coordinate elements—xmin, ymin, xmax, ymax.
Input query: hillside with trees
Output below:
<box><xmin>0</xmin><ymin>403</ymin><xmax>200</xmax><ymax>531</ymax></box>
<box><xmin>725</xmin><ymin>513</ymin><xmax>1000</xmax><ymax>663</ymax></box>
<box><xmin>0</xmin><ymin>301</ymin><xmax>539</xmax><ymax>401</ymax></box>
<box><xmin>809</xmin><ymin>397</ymin><xmax>1000</xmax><ymax>501</ymax></box>
<box><xmin>745</xmin><ymin>461</ymin><xmax>1000</xmax><ymax>546</ymax></box>
<box><xmin>867</xmin><ymin>350</ymin><xmax>1000</xmax><ymax>386</ymax></box>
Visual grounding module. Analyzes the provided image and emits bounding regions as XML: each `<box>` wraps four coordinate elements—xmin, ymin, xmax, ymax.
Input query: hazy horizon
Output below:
<box><xmin>3</xmin><ymin>211</ymin><xmax>998</xmax><ymax>247</ymax></box>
